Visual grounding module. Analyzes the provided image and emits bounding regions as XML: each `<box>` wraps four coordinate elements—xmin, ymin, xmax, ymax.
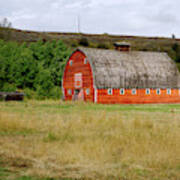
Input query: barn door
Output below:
<box><xmin>73</xmin><ymin>89</ymin><xmax>84</xmax><ymax>101</ymax></box>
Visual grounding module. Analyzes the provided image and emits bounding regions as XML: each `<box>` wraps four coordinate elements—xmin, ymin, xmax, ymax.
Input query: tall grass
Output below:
<box><xmin>0</xmin><ymin>101</ymin><xmax>180</xmax><ymax>179</ymax></box>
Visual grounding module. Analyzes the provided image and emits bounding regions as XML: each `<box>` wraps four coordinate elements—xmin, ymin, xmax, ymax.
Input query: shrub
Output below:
<box><xmin>97</xmin><ymin>42</ymin><xmax>110</xmax><ymax>49</ymax></box>
<box><xmin>79</xmin><ymin>37</ymin><xmax>89</xmax><ymax>47</ymax></box>
<box><xmin>172</xmin><ymin>43</ymin><xmax>180</xmax><ymax>62</ymax></box>
<box><xmin>24</xmin><ymin>88</ymin><xmax>37</xmax><ymax>99</ymax></box>
<box><xmin>1</xmin><ymin>83</ymin><xmax>16</xmax><ymax>92</ymax></box>
<box><xmin>49</xmin><ymin>86</ymin><xmax>62</xmax><ymax>99</ymax></box>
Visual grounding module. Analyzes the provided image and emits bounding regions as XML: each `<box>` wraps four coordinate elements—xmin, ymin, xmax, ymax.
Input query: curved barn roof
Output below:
<box><xmin>78</xmin><ymin>47</ymin><xmax>180</xmax><ymax>89</ymax></box>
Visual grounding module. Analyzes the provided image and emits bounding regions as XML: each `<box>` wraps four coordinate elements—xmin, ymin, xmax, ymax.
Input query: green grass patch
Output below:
<box><xmin>0</xmin><ymin>167</ymin><xmax>11</xmax><ymax>179</ymax></box>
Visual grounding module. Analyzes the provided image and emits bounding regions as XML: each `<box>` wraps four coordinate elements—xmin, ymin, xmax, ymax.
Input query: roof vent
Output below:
<box><xmin>114</xmin><ymin>42</ymin><xmax>131</xmax><ymax>52</ymax></box>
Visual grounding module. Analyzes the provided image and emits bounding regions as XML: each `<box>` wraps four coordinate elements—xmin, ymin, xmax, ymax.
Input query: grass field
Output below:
<box><xmin>0</xmin><ymin>100</ymin><xmax>180</xmax><ymax>180</ymax></box>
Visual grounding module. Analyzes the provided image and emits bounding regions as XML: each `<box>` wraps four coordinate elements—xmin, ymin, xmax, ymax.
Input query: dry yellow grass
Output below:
<box><xmin>0</xmin><ymin>100</ymin><xmax>180</xmax><ymax>179</ymax></box>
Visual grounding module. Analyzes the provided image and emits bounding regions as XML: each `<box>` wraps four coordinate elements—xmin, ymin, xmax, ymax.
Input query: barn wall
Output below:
<box><xmin>63</xmin><ymin>51</ymin><xmax>94</xmax><ymax>102</ymax></box>
<box><xmin>97</xmin><ymin>89</ymin><xmax>180</xmax><ymax>104</ymax></box>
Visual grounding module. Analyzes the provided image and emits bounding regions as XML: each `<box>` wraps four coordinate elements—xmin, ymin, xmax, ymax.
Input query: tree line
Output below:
<box><xmin>0</xmin><ymin>40</ymin><xmax>71</xmax><ymax>99</ymax></box>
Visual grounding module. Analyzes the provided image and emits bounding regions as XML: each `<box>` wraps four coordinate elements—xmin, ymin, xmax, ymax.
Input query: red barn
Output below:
<box><xmin>62</xmin><ymin>43</ymin><xmax>180</xmax><ymax>104</ymax></box>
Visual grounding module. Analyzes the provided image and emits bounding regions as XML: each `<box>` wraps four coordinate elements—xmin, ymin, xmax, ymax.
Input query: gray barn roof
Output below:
<box><xmin>77</xmin><ymin>47</ymin><xmax>180</xmax><ymax>89</ymax></box>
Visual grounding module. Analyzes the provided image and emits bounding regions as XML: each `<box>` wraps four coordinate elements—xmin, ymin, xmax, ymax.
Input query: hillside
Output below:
<box><xmin>0</xmin><ymin>27</ymin><xmax>180</xmax><ymax>50</ymax></box>
<box><xmin>1</xmin><ymin>27</ymin><xmax>180</xmax><ymax>70</ymax></box>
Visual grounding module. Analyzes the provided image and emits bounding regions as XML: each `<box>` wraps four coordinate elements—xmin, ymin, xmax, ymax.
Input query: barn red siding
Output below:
<box><xmin>97</xmin><ymin>89</ymin><xmax>180</xmax><ymax>104</ymax></box>
<box><xmin>63</xmin><ymin>51</ymin><xmax>94</xmax><ymax>102</ymax></box>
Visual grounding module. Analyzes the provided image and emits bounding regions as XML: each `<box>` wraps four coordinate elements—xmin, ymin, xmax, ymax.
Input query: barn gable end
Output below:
<box><xmin>62</xmin><ymin>50</ymin><xmax>95</xmax><ymax>102</ymax></box>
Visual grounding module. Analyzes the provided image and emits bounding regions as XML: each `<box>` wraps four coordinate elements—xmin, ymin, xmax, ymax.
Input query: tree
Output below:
<box><xmin>0</xmin><ymin>39</ymin><xmax>71</xmax><ymax>99</ymax></box>
<box><xmin>34</xmin><ymin>68</ymin><xmax>54</xmax><ymax>99</ymax></box>
<box><xmin>0</xmin><ymin>18</ymin><xmax>12</xmax><ymax>40</ymax></box>
<box><xmin>0</xmin><ymin>18</ymin><xmax>12</xmax><ymax>28</ymax></box>
<box><xmin>172</xmin><ymin>34</ymin><xmax>176</xmax><ymax>40</ymax></box>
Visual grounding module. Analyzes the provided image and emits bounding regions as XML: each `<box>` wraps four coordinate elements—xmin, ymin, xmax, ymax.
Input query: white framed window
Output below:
<box><xmin>107</xmin><ymin>88</ymin><xmax>113</xmax><ymax>95</ymax></box>
<box><xmin>156</xmin><ymin>88</ymin><xmax>161</xmax><ymax>95</ymax></box>
<box><xmin>132</xmin><ymin>88</ymin><xmax>136</xmax><ymax>95</ymax></box>
<box><xmin>146</xmin><ymin>88</ymin><xmax>150</xmax><ymax>95</ymax></box>
<box><xmin>84</xmin><ymin>58</ymin><xmax>88</xmax><ymax>64</ymax></box>
<box><xmin>167</xmin><ymin>88</ymin><xmax>171</xmax><ymax>95</ymax></box>
<box><xmin>74</xmin><ymin>73</ymin><xmax>82</xmax><ymax>88</ymax></box>
<box><xmin>67</xmin><ymin>89</ymin><xmax>72</xmax><ymax>95</ymax></box>
<box><xmin>69</xmin><ymin>60</ymin><xmax>73</xmax><ymax>66</ymax></box>
<box><xmin>120</xmin><ymin>88</ymin><xmax>125</xmax><ymax>95</ymax></box>
<box><xmin>86</xmin><ymin>88</ymin><xmax>90</xmax><ymax>95</ymax></box>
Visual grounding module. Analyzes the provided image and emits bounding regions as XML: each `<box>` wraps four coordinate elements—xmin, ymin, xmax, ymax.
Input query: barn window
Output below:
<box><xmin>146</xmin><ymin>88</ymin><xmax>150</xmax><ymax>95</ymax></box>
<box><xmin>67</xmin><ymin>89</ymin><xmax>72</xmax><ymax>95</ymax></box>
<box><xmin>167</xmin><ymin>88</ymin><xmax>171</xmax><ymax>95</ymax></box>
<box><xmin>69</xmin><ymin>60</ymin><xmax>73</xmax><ymax>66</ymax></box>
<box><xmin>156</xmin><ymin>88</ymin><xmax>161</xmax><ymax>95</ymax></box>
<box><xmin>120</xmin><ymin>88</ymin><xmax>125</xmax><ymax>95</ymax></box>
<box><xmin>74</xmin><ymin>73</ymin><xmax>82</xmax><ymax>88</ymax></box>
<box><xmin>84</xmin><ymin>58</ymin><xmax>88</xmax><ymax>64</ymax></box>
<box><xmin>132</xmin><ymin>88</ymin><xmax>136</xmax><ymax>95</ymax></box>
<box><xmin>108</xmin><ymin>88</ymin><xmax>113</xmax><ymax>95</ymax></box>
<box><xmin>86</xmin><ymin>88</ymin><xmax>90</xmax><ymax>95</ymax></box>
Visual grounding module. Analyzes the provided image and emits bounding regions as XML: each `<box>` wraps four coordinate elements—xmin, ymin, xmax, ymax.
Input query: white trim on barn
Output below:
<box><xmin>107</xmin><ymin>88</ymin><xmax>113</xmax><ymax>95</ymax></box>
<box><xmin>120</xmin><ymin>88</ymin><xmax>125</xmax><ymax>95</ymax></box>
<box><xmin>156</xmin><ymin>88</ymin><xmax>161</xmax><ymax>95</ymax></box>
<box><xmin>132</xmin><ymin>88</ymin><xmax>137</xmax><ymax>95</ymax></box>
<box><xmin>167</xmin><ymin>88</ymin><xmax>171</xmax><ymax>95</ymax></box>
<box><xmin>94</xmin><ymin>88</ymin><xmax>97</xmax><ymax>103</ymax></box>
<box><xmin>146</xmin><ymin>88</ymin><xmax>150</xmax><ymax>95</ymax></box>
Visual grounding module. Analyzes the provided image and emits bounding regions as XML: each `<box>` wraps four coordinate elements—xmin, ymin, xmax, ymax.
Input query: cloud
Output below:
<box><xmin>0</xmin><ymin>0</ymin><xmax>180</xmax><ymax>37</ymax></box>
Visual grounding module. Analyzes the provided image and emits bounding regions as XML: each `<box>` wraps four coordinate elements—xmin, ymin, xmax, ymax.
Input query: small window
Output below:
<box><xmin>120</xmin><ymin>88</ymin><xmax>125</xmax><ymax>95</ymax></box>
<box><xmin>84</xmin><ymin>58</ymin><xmax>88</xmax><ymax>64</ymax></box>
<box><xmin>86</xmin><ymin>88</ymin><xmax>90</xmax><ymax>95</ymax></box>
<box><xmin>146</xmin><ymin>88</ymin><xmax>150</xmax><ymax>95</ymax></box>
<box><xmin>67</xmin><ymin>89</ymin><xmax>72</xmax><ymax>95</ymax></box>
<box><xmin>69</xmin><ymin>60</ymin><xmax>73</xmax><ymax>66</ymax></box>
<box><xmin>132</xmin><ymin>88</ymin><xmax>136</xmax><ymax>95</ymax></box>
<box><xmin>167</xmin><ymin>88</ymin><xmax>171</xmax><ymax>95</ymax></box>
<box><xmin>156</xmin><ymin>88</ymin><xmax>161</xmax><ymax>95</ymax></box>
<box><xmin>108</xmin><ymin>88</ymin><xmax>113</xmax><ymax>95</ymax></box>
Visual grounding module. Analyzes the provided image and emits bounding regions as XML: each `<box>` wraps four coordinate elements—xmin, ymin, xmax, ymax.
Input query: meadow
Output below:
<box><xmin>0</xmin><ymin>100</ymin><xmax>180</xmax><ymax>180</ymax></box>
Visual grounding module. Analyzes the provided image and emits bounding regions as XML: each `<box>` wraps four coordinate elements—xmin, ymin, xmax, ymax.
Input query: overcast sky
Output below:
<box><xmin>0</xmin><ymin>0</ymin><xmax>179</xmax><ymax>37</ymax></box>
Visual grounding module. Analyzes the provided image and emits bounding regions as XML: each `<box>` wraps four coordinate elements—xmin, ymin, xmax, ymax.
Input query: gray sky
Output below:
<box><xmin>0</xmin><ymin>0</ymin><xmax>179</xmax><ymax>37</ymax></box>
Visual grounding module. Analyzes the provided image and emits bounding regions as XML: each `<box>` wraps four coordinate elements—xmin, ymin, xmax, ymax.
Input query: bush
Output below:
<box><xmin>79</xmin><ymin>37</ymin><xmax>89</xmax><ymax>47</ymax></box>
<box><xmin>24</xmin><ymin>88</ymin><xmax>37</xmax><ymax>99</ymax></box>
<box><xmin>49</xmin><ymin>86</ymin><xmax>62</xmax><ymax>99</ymax></box>
<box><xmin>97</xmin><ymin>42</ymin><xmax>110</xmax><ymax>49</ymax></box>
<box><xmin>172</xmin><ymin>43</ymin><xmax>180</xmax><ymax>62</ymax></box>
<box><xmin>1</xmin><ymin>83</ymin><xmax>16</xmax><ymax>92</ymax></box>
